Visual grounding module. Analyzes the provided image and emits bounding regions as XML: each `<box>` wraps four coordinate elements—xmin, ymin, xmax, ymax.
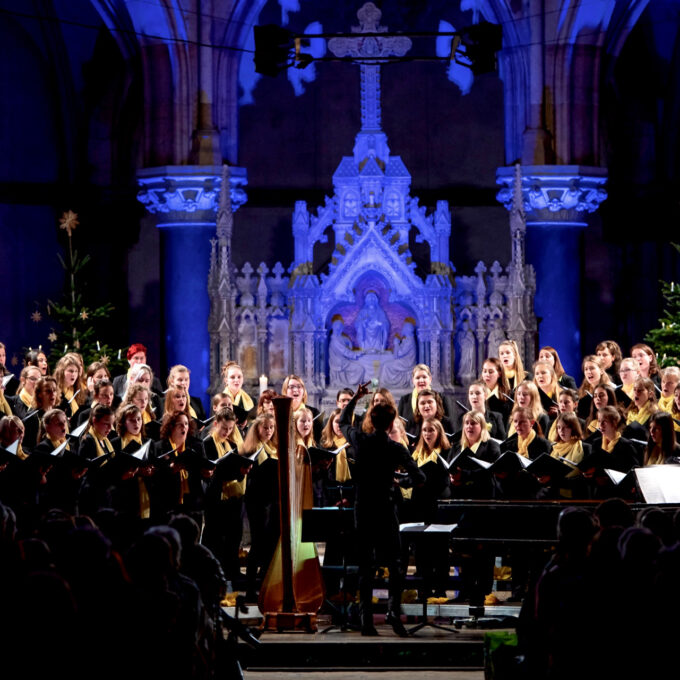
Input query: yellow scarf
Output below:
<box><xmin>505</xmin><ymin>368</ymin><xmax>516</xmax><ymax>380</ymax></box>
<box><xmin>626</xmin><ymin>401</ymin><xmax>655</xmax><ymax>425</ymax></box>
<box><xmin>188</xmin><ymin>403</ymin><xmax>197</xmax><ymax>419</ymax></box>
<box><xmin>586</xmin><ymin>419</ymin><xmax>599</xmax><ymax>433</ymax></box>
<box><xmin>63</xmin><ymin>387</ymin><xmax>78</xmax><ymax>416</ymax></box>
<box><xmin>412</xmin><ymin>445</ymin><xmax>440</xmax><ymax>467</ymax></box>
<box><xmin>121</xmin><ymin>433</ymin><xmax>143</xmax><ymax>449</ymax></box>
<box><xmin>602</xmin><ymin>433</ymin><xmax>621</xmax><ymax>453</ymax></box>
<box><xmin>460</xmin><ymin>435</ymin><xmax>482</xmax><ymax>452</ymax></box>
<box><xmin>488</xmin><ymin>386</ymin><xmax>500</xmax><ymax>400</ymax></box>
<box><xmin>263</xmin><ymin>439</ymin><xmax>277</xmax><ymax>459</ymax></box>
<box><xmin>622</xmin><ymin>383</ymin><xmax>634</xmax><ymax>399</ymax></box>
<box><xmin>658</xmin><ymin>395</ymin><xmax>674</xmax><ymax>413</ymax></box>
<box><xmin>225</xmin><ymin>388</ymin><xmax>254</xmax><ymax>411</ymax></box>
<box><xmin>142</xmin><ymin>410</ymin><xmax>153</xmax><ymax>425</ymax></box>
<box><xmin>410</xmin><ymin>388</ymin><xmax>420</xmax><ymax>415</ymax></box>
<box><xmin>645</xmin><ymin>445</ymin><xmax>665</xmax><ymax>466</ymax></box>
<box><xmin>0</xmin><ymin>393</ymin><xmax>11</xmax><ymax>417</ymax></box>
<box><xmin>138</xmin><ymin>477</ymin><xmax>151</xmax><ymax>519</ymax></box>
<box><xmin>47</xmin><ymin>436</ymin><xmax>69</xmax><ymax>452</ymax></box>
<box><xmin>231</xmin><ymin>426</ymin><xmax>244</xmax><ymax>446</ymax></box>
<box><xmin>551</xmin><ymin>440</ymin><xmax>584</xmax><ymax>465</ymax></box>
<box><xmin>18</xmin><ymin>389</ymin><xmax>33</xmax><ymax>409</ymax></box>
<box><xmin>88</xmin><ymin>427</ymin><xmax>114</xmax><ymax>458</ymax></box>
<box><xmin>170</xmin><ymin>438</ymin><xmax>190</xmax><ymax>500</ymax></box>
<box><xmin>548</xmin><ymin>419</ymin><xmax>558</xmax><ymax>442</ymax></box>
<box><xmin>212</xmin><ymin>432</ymin><xmax>246</xmax><ymax>499</ymax></box>
<box><xmin>517</xmin><ymin>429</ymin><xmax>536</xmax><ymax>457</ymax></box>
<box><xmin>333</xmin><ymin>435</ymin><xmax>351</xmax><ymax>483</ymax></box>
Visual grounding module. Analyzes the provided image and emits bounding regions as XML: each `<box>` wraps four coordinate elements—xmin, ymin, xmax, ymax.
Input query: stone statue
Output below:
<box><xmin>488</xmin><ymin>318</ymin><xmax>506</xmax><ymax>357</ymax></box>
<box><xmin>457</xmin><ymin>320</ymin><xmax>476</xmax><ymax>380</ymax></box>
<box><xmin>355</xmin><ymin>291</ymin><xmax>389</xmax><ymax>351</ymax></box>
<box><xmin>380</xmin><ymin>323</ymin><xmax>417</xmax><ymax>387</ymax></box>
<box><xmin>329</xmin><ymin>319</ymin><xmax>366</xmax><ymax>385</ymax></box>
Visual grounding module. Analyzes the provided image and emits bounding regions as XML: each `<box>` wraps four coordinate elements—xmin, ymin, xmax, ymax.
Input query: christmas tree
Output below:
<box><xmin>29</xmin><ymin>211</ymin><xmax>126</xmax><ymax>373</ymax></box>
<box><xmin>645</xmin><ymin>243</ymin><xmax>680</xmax><ymax>367</ymax></box>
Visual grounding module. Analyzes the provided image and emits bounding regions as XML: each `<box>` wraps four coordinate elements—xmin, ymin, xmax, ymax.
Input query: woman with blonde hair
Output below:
<box><xmin>397</xmin><ymin>363</ymin><xmax>455</xmax><ymax>422</ymax></box>
<box><xmin>624</xmin><ymin>377</ymin><xmax>658</xmax><ymax>440</ymax></box>
<box><xmin>576</xmin><ymin>355</ymin><xmax>612</xmax><ymax>420</ymax></box>
<box><xmin>452</xmin><ymin>410</ymin><xmax>500</xmax><ymax>462</ymax></box>
<box><xmin>509</xmin><ymin>381</ymin><xmax>550</xmax><ymax>437</ymax></box>
<box><xmin>222</xmin><ymin>361</ymin><xmax>254</xmax><ymax>412</ymax></box>
<box><xmin>498</xmin><ymin>340</ymin><xmax>529</xmax><ymax>392</ymax></box>
<box><xmin>532</xmin><ymin>360</ymin><xmax>561</xmax><ymax>418</ymax></box>
<box><xmin>53</xmin><ymin>352</ymin><xmax>87</xmax><ymax>418</ymax></box>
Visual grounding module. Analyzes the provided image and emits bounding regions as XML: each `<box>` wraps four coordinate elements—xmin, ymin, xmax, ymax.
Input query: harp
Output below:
<box><xmin>259</xmin><ymin>396</ymin><xmax>325</xmax><ymax>631</ymax></box>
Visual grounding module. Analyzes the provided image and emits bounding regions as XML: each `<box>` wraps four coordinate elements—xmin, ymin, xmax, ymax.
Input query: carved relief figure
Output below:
<box><xmin>354</xmin><ymin>291</ymin><xmax>389</xmax><ymax>351</ymax></box>
<box><xmin>328</xmin><ymin>318</ymin><xmax>366</xmax><ymax>385</ymax></box>
<box><xmin>380</xmin><ymin>322</ymin><xmax>416</xmax><ymax>387</ymax></box>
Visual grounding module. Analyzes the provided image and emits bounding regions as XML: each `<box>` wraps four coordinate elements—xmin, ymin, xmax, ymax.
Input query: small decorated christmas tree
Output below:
<box><xmin>30</xmin><ymin>210</ymin><xmax>126</xmax><ymax>373</ymax></box>
<box><xmin>645</xmin><ymin>243</ymin><xmax>680</xmax><ymax>367</ymax></box>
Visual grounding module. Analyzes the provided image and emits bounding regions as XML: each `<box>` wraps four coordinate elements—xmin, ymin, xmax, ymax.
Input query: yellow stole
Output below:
<box><xmin>212</xmin><ymin>432</ymin><xmax>246</xmax><ymax>499</ymax></box>
<box><xmin>621</xmin><ymin>383</ymin><xmax>634</xmax><ymax>399</ymax></box>
<box><xmin>517</xmin><ymin>429</ymin><xmax>536</xmax><ymax>457</ymax></box>
<box><xmin>18</xmin><ymin>389</ymin><xmax>33</xmax><ymax>409</ymax></box>
<box><xmin>551</xmin><ymin>440</ymin><xmax>584</xmax><ymax>465</ymax></box>
<box><xmin>413</xmin><ymin>445</ymin><xmax>440</xmax><ymax>467</ymax></box>
<box><xmin>410</xmin><ymin>388</ymin><xmax>420</xmax><ymax>415</ymax></box>
<box><xmin>225</xmin><ymin>388</ymin><xmax>254</xmax><ymax>411</ymax></box>
<box><xmin>645</xmin><ymin>445</ymin><xmax>664</xmax><ymax>466</ymax></box>
<box><xmin>586</xmin><ymin>419</ymin><xmax>599</xmax><ymax>433</ymax></box>
<box><xmin>658</xmin><ymin>395</ymin><xmax>674</xmax><ymax>413</ymax></box>
<box><xmin>121</xmin><ymin>433</ymin><xmax>151</xmax><ymax>519</ymax></box>
<box><xmin>121</xmin><ymin>433</ymin><xmax>143</xmax><ymax>448</ymax></box>
<box><xmin>63</xmin><ymin>387</ymin><xmax>78</xmax><ymax>416</ymax></box>
<box><xmin>602</xmin><ymin>433</ymin><xmax>621</xmax><ymax>453</ymax></box>
<box><xmin>263</xmin><ymin>439</ymin><xmax>278</xmax><ymax>459</ymax></box>
<box><xmin>460</xmin><ymin>436</ymin><xmax>481</xmax><ymax>453</ymax></box>
<box><xmin>188</xmin><ymin>403</ymin><xmax>197</xmax><ymax>419</ymax></box>
<box><xmin>332</xmin><ymin>435</ymin><xmax>351</xmax><ymax>483</ymax></box>
<box><xmin>488</xmin><ymin>386</ymin><xmax>500</xmax><ymax>400</ymax></box>
<box><xmin>626</xmin><ymin>402</ymin><xmax>654</xmax><ymax>425</ymax></box>
<box><xmin>170</xmin><ymin>439</ymin><xmax>190</xmax><ymax>500</ymax></box>
<box><xmin>0</xmin><ymin>393</ymin><xmax>11</xmax><ymax>417</ymax></box>
<box><xmin>88</xmin><ymin>427</ymin><xmax>114</xmax><ymax>457</ymax></box>
<box><xmin>47</xmin><ymin>436</ymin><xmax>69</xmax><ymax>452</ymax></box>
<box><xmin>547</xmin><ymin>419</ymin><xmax>558</xmax><ymax>442</ymax></box>
<box><xmin>142</xmin><ymin>410</ymin><xmax>153</xmax><ymax>425</ymax></box>
<box><xmin>231</xmin><ymin>425</ymin><xmax>244</xmax><ymax>446</ymax></box>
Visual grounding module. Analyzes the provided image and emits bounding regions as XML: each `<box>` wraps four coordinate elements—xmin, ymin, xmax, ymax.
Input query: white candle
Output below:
<box><xmin>96</xmin><ymin>340</ymin><xmax>101</xmax><ymax>351</ymax></box>
<box><xmin>259</xmin><ymin>374</ymin><xmax>268</xmax><ymax>395</ymax></box>
<box><xmin>117</xmin><ymin>349</ymin><xmax>121</xmax><ymax>360</ymax></box>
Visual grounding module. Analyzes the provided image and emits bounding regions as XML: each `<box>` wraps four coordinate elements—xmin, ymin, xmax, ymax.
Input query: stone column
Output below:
<box><xmin>497</xmin><ymin>165</ymin><xmax>606</xmax><ymax>375</ymax></box>
<box><xmin>137</xmin><ymin>165</ymin><xmax>247</xmax><ymax>399</ymax></box>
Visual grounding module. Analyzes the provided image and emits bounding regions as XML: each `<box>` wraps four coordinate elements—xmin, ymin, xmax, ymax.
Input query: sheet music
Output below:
<box><xmin>635</xmin><ymin>466</ymin><xmax>680</xmax><ymax>503</ymax></box>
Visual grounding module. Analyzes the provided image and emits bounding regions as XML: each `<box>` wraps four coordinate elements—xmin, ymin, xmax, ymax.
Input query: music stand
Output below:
<box><xmin>302</xmin><ymin>505</ymin><xmax>360</xmax><ymax>632</ymax></box>
<box><xmin>400</xmin><ymin>523</ymin><xmax>459</xmax><ymax>635</ymax></box>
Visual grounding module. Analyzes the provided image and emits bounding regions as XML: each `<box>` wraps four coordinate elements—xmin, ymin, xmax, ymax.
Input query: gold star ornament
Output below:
<box><xmin>59</xmin><ymin>210</ymin><xmax>79</xmax><ymax>237</ymax></box>
<box><xmin>31</xmin><ymin>311</ymin><xmax>42</xmax><ymax>323</ymax></box>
